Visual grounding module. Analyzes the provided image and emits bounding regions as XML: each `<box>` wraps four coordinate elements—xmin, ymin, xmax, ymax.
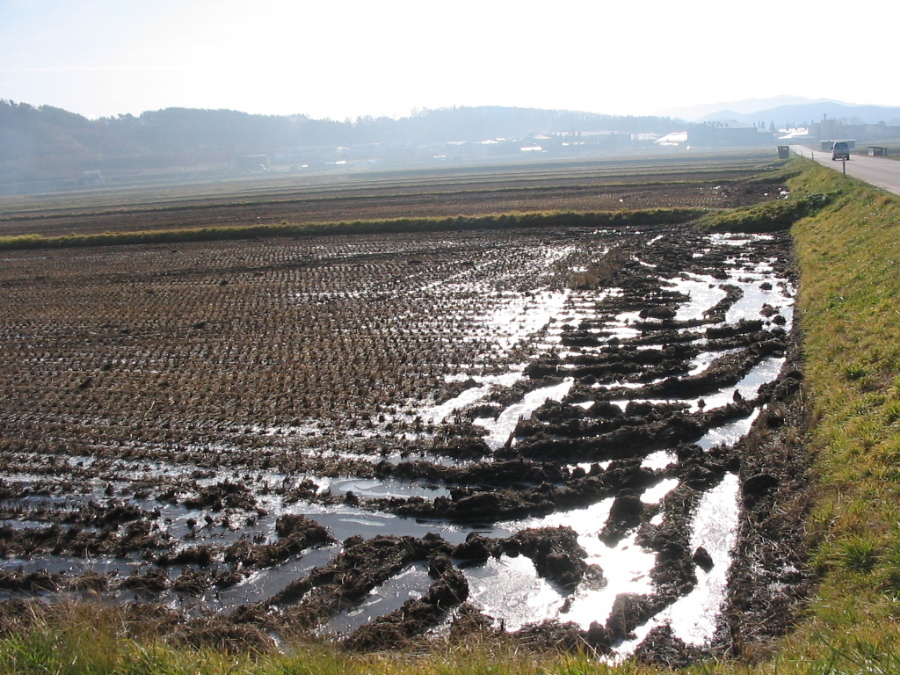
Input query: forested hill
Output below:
<box><xmin>0</xmin><ymin>100</ymin><xmax>682</xmax><ymax>185</ymax></box>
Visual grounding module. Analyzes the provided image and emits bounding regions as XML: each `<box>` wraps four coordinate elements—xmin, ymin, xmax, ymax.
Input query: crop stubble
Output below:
<box><xmin>0</xmin><ymin>166</ymin><xmax>812</xmax><ymax>662</ymax></box>
<box><xmin>0</xmin><ymin>159</ymin><xmax>776</xmax><ymax>238</ymax></box>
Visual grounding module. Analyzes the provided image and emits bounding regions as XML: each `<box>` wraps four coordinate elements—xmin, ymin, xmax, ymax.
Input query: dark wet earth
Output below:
<box><xmin>0</xmin><ymin>223</ymin><xmax>810</xmax><ymax>659</ymax></box>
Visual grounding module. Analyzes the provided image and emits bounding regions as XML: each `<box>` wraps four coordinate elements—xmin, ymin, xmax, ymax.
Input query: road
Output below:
<box><xmin>791</xmin><ymin>144</ymin><xmax>900</xmax><ymax>196</ymax></box>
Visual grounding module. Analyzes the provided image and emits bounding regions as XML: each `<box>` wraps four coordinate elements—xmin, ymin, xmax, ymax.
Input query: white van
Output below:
<box><xmin>832</xmin><ymin>141</ymin><xmax>850</xmax><ymax>161</ymax></box>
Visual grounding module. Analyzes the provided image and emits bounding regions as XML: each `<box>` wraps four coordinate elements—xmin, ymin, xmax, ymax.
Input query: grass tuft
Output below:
<box><xmin>697</xmin><ymin>191</ymin><xmax>832</xmax><ymax>233</ymax></box>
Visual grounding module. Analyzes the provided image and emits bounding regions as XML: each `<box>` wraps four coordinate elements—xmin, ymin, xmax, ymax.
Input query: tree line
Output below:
<box><xmin>0</xmin><ymin>100</ymin><xmax>683</xmax><ymax>184</ymax></box>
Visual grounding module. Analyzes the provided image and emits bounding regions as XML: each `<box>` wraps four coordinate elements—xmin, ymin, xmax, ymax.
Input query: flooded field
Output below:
<box><xmin>0</xmin><ymin>220</ymin><xmax>806</xmax><ymax>657</ymax></box>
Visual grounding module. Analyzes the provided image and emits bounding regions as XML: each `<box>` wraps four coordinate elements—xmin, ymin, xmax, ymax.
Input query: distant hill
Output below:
<box><xmin>697</xmin><ymin>100</ymin><xmax>900</xmax><ymax>128</ymax></box>
<box><xmin>661</xmin><ymin>96</ymin><xmax>836</xmax><ymax>120</ymax></box>
<box><xmin>0</xmin><ymin>101</ymin><xmax>683</xmax><ymax>188</ymax></box>
<box><xmin>663</xmin><ymin>96</ymin><xmax>900</xmax><ymax>128</ymax></box>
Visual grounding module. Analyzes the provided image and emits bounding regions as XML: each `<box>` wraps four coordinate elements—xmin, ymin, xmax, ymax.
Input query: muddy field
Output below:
<box><xmin>0</xmin><ymin>165</ymin><xmax>812</xmax><ymax>664</ymax></box>
<box><xmin>0</xmin><ymin>154</ymin><xmax>780</xmax><ymax>238</ymax></box>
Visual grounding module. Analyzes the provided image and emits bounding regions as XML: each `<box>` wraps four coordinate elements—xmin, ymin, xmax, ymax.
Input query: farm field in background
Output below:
<box><xmin>0</xmin><ymin>151</ymin><xmax>777</xmax><ymax>238</ymax></box>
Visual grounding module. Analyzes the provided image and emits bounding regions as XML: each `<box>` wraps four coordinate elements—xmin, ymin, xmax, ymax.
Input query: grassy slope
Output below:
<box><xmin>2</xmin><ymin>159</ymin><xmax>899</xmax><ymax>673</ymax></box>
<box><xmin>764</xmin><ymin>161</ymin><xmax>900</xmax><ymax>671</ymax></box>
<box><xmin>692</xmin><ymin>160</ymin><xmax>900</xmax><ymax>673</ymax></box>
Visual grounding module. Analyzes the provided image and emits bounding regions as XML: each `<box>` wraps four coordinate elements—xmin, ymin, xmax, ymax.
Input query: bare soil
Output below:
<box><xmin>0</xmin><ymin>162</ymin><xmax>781</xmax><ymax>237</ymax></box>
<box><xmin>0</xmin><ymin>169</ymin><xmax>812</xmax><ymax>664</ymax></box>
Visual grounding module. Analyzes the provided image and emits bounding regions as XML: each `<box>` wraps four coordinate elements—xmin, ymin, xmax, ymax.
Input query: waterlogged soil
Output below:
<box><xmin>0</xmin><ymin>221</ymin><xmax>812</xmax><ymax>663</ymax></box>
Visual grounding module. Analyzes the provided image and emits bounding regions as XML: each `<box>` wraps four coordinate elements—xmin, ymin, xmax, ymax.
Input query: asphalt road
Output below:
<box><xmin>791</xmin><ymin>144</ymin><xmax>900</xmax><ymax>196</ymax></box>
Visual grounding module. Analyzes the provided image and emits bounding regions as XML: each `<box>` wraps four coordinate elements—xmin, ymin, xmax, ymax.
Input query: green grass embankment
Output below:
<box><xmin>696</xmin><ymin>159</ymin><xmax>900</xmax><ymax>671</ymax></box>
<box><xmin>2</xmin><ymin>160</ymin><xmax>899</xmax><ymax>673</ymax></box>
<box><xmin>0</xmin><ymin>603</ymin><xmax>644</xmax><ymax>675</ymax></box>
<box><xmin>0</xmin><ymin>208</ymin><xmax>704</xmax><ymax>250</ymax></box>
<box><xmin>763</xmin><ymin>161</ymin><xmax>900</xmax><ymax>669</ymax></box>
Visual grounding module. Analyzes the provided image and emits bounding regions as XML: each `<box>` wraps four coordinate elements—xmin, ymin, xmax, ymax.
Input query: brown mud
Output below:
<box><xmin>0</xmin><ymin>165</ymin><xmax>781</xmax><ymax>238</ymax></box>
<box><xmin>0</xmin><ymin>205</ymin><xmax>812</xmax><ymax>663</ymax></box>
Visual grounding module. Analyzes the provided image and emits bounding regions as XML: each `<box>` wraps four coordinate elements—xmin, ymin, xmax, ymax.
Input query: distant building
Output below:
<box><xmin>809</xmin><ymin>120</ymin><xmax>900</xmax><ymax>144</ymax></box>
<box><xmin>777</xmin><ymin>128</ymin><xmax>815</xmax><ymax>142</ymax></box>
<box><xmin>687</xmin><ymin>121</ymin><xmax>775</xmax><ymax>147</ymax></box>
<box><xmin>656</xmin><ymin>131</ymin><xmax>689</xmax><ymax>146</ymax></box>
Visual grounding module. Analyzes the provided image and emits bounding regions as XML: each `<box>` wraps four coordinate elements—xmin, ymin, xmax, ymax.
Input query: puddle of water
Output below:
<box><xmin>295</xmin><ymin>505</ymin><xmax>510</xmax><ymax>546</ymax></box>
<box><xmin>1</xmin><ymin>555</ymin><xmax>137</xmax><ymax>579</ymax></box>
<box><xmin>479</xmin><ymin>289</ymin><xmax>570</xmax><ymax>356</ymax></box>
<box><xmin>567</xmin><ymin>461</ymin><xmax>610</xmax><ymax>474</ymax></box>
<box><xmin>641</xmin><ymin>451</ymin><xmax>676</xmax><ymax>470</ymax></box>
<box><xmin>619</xmin><ymin>472</ymin><xmax>740</xmax><ymax>652</ymax></box>
<box><xmin>324</xmin><ymin>478</ymin><xmax>450</xmax><ymax>500</ymax></box>
<box><xmin>686</xmin><ymin>348</ymin><xmax>735</xmax><ymax>376</ymax></box>
<box><xmin>692</xmin><ymin>356</ymin><xmax>785</xmax><ymax>412</ymax></box>
<box><xmin>218</xmin><ymin>545</ymin><xmax>339</xmax><ymax>609</ymax></box>
<box><xmin>708</xmin><ymin>233</ymin><xmax>773</xmax><ymax>246</ymax></box>
<box><xmin>423</xmin><ymin>371</ymin><xmax>523</xmax><ymax>424</ymax></box>
<box><xmin>510</xmin><ymin>497</ymin><xmax>614</xmax><ymax>534</ymax></box>
<box><xmin>668</xmin><ymin>275</ymin><xmax>727</xmax><ymax>322</ymax></box>
<box><xmin>697</xmin><ymin>409</ymin><xmax>760</xmax><ymax>451</ymax></box>
<box><xmin>476</xmin><ymin>378</ymin><xmax>574</xmax><ymax>450</ymax></box>
<box><xmin>609</xmin><ymin>356</ymin><xmax>786</xmax><ymax>415</ymax></box>
<box><xmin>492</xmin><ymin>498</ymin><xmax>658</xmax><ymax>631</ymax></box>
<box><xmin>465</xmin><ymin>554</ymin><xmax>565</xmax><ymax>631</ymax></box>
<box><xmin>564</xmin><ymin>531</ymin><xmax>657</xmax><ymax>631</ymax></box>
<box><xmin>326</xmin><ymin>562</ymin><xmax>433</xmax><ymax>634</ymax></box>
<box><xmin>725</xmin><ymin>280</ymin><xmax>794</xmax><ymax>326</ymax></box>
<box><xmin>640</xmin><ymin>478</ymin><xmax>679</xmax><ymax>504</ymax></box>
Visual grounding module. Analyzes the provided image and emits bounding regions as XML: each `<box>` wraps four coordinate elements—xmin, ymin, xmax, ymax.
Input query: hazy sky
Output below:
<box><xmin>2</xmin><ymin>0</ymin><xmax>897</xmax><ymax>120</ymax></box>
